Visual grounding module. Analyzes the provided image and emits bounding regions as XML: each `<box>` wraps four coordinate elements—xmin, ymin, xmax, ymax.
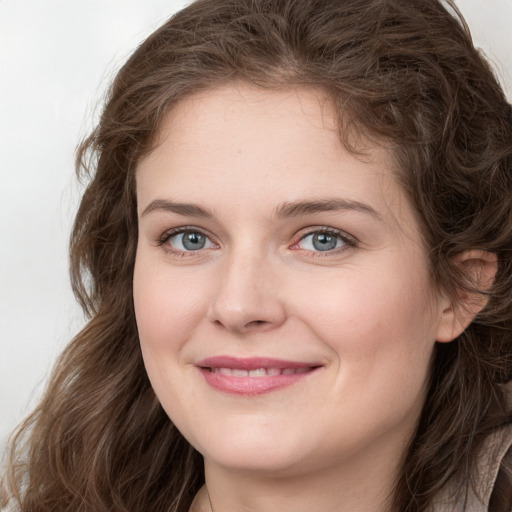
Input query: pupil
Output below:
<box><xmin>312</xmin><ymin>233</ymin><xmax>337</xmax><ymax>251</ymax></box>
<box><xmin>183</xmin><ymin>232</ymin><xmax>205</xmax><ymax>250</ymax></box>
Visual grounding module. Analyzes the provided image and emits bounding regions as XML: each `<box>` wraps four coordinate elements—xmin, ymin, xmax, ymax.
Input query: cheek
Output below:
<box><xmin>133</xmin><ymin>256</ymin><xmax>208</xmax><ymax>425</ymax></box>
<box><xmin>296</xmin><ymin>265</ymin><xmax>436</xmax><ymax>343</ymax></box>
<box><xmin>133</xmin><ymin>256</ymin><xmax>208</xmax><ymax>353</ymax></box>
<box><xmin>292</xmin><ymin>261</ymin><xmax>438</xmax><ymax>397</ymax></box>
<box><xmin>298</xmin><ymin>275</ymin><xmax>436</xmax><ymax>445</ymax></box>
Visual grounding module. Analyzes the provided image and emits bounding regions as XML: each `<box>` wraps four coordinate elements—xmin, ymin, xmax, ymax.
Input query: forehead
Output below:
<box><xmin>150</xmin><ymin>85</ymin><xmax>385</xmax><ymax>159</ymax></box>
<box><xmin>136</xmin><ymin>83</ymin><xmax>414</xmax><ymax>236</ymax></box>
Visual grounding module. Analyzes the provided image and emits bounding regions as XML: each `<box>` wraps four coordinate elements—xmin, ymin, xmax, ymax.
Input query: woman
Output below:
<box><xmin>3</xmin><ymin>0</ymin><xmax>512</xmax><ymax>510</ymax></box>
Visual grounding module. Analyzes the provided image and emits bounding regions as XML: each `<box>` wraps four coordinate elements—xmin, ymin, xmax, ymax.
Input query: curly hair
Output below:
<box><xmin>5</xmin><ymin>0</ymin><xmax>512</xmax><ymax>511</ymax></box>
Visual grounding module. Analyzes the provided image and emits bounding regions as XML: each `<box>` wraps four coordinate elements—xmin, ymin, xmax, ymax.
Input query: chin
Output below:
<box><xmin>204</xmin><ymin>448</ymin><xmax>306</xmax><ymax>476</ymax></box>
<box><xmin>192</xmin><ymin>425</ymin><xmax>308</xmax><ymax>475</ymax></box>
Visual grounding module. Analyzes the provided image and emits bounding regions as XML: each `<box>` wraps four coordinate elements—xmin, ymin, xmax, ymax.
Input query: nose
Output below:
<box><xmin>207</xmin><ymin>249</ymin><xmax>286</xmax><ymax>334</ymax></box>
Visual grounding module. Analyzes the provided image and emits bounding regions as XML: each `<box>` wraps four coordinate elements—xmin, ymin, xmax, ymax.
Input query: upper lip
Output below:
<box><xmin>196</xmin><ymin>356</ymin><xmax>322</xmax><ymax>370</ymax></box>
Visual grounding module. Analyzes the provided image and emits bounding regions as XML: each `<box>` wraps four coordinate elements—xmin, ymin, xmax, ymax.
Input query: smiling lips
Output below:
<box><xmin>197</xmin><ymin>356</ymin><xmax>321</xmax><ymax>395</ymax></box>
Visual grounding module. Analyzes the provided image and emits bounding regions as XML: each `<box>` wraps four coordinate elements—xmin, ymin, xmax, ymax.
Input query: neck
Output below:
<box><xmin>192</xmin><ymin>447</ymin><xmax>402</xmax><ymax>512</ymax></box>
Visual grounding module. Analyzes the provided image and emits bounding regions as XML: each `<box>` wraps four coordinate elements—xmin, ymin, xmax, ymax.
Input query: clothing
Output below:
<box><xmin>0</xmin><ymin>500</ymin><xmax>16</xmax><ymax>512</ymax></box>
<box><xmin>431</xmin><ymin>424</ymin><xmax>512</xmax><ymax>511</ymax></box>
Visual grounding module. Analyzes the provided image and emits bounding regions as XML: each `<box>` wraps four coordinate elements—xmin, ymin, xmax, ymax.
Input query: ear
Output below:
<box><xmin>436</xmin><ymin>250</ymin><xmax>498</xmax><ymax>343</ymax></box>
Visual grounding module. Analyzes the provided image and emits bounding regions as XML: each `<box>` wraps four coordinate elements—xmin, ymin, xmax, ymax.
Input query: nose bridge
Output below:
<box><xmin>208</xmin><ymin>242</ymin><xmax>285</xmax><ymax>333</ymax></box>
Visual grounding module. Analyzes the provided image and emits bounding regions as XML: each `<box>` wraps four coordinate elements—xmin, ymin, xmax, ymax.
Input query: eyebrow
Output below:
<box><xmin>275</xmin><ymin>198</ymin><xmax>382</xmax><ymax>220</ymax></box>
<box><xmin>141</xmin><ymin>199</ymin><xmax>213</xmax><ymax>218</ymax></box>
<box><xmin>141</xmin><ymin>197</ymin><xmax>382</xmax><ymax>221</ymax></box>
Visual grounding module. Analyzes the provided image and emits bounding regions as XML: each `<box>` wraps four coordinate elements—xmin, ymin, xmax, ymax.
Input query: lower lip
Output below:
<box><xmin>198</xmin><ymin>367</ymin><xmax>318</xmax><ymax>395</ymax></box>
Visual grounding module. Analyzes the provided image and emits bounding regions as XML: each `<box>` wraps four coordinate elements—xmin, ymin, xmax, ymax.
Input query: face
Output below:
<box><xmin>134</xmin><ymin>84</ymin><xmax>449</xmax><ymax>479</ymax></box>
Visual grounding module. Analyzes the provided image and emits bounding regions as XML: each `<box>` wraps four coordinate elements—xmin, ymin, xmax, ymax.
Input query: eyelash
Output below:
<box><xmin>156</xmin><ymin>226</ymin><xmax>357</xmax><ymax>257</ymax></box>
<box><xmin>157</xmin><ymin>226</ymin><xmax>218</xmax><ymax>257</ymax></box>
<box><xmin>291</xmin><ymin>227</ymin><xmax>357</xmax><ymax>256</ymax></box>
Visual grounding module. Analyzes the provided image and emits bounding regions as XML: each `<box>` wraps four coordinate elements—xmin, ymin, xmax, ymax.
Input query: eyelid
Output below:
<box><xmin>157</xmin><ymin>226</ymin><xmax>218</xmax><ymax>255</ymax></box>
<box><xmin>290</xmin><ymin>226</ymin><xmax>358</xmax><ymax>253</ymax></box>
<box><xmin>155</xmin><ymin>225</ymin><xmax>356</xmax><ymax>257</ymax></box>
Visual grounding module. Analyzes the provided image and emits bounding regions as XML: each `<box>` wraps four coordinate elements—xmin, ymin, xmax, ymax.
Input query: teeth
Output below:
<box><xmin>218</xmin><ymin>368</ymin><xmax>249</xmax><ymax>376</ymax></box>
<box><xmin>210</xmin><ymin>367</ymin><xmax>312</xmax><ymax>376</ymax></box>
<box><xmin>249</xmin><ymin>368</ymin><xmax>267</xmax><ymax>377</ymax></box>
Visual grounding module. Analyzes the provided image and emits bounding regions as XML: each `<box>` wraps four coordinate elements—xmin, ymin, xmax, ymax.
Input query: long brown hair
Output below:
<box><xmin>5</xmin><ymin>0</ymin><xmax>512</xmax><ymax>510</ymax></box>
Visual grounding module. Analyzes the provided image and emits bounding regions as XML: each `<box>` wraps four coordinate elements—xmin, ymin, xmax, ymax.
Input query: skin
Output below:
<box><xmin>133</xmin><ymin>83</ymin><xmax>464</xmax><ymax>512</ymax></box>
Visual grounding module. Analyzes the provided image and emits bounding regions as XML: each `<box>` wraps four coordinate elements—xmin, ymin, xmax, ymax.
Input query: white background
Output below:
<box><xmin>1</xmin><ymin>0</ymin><xmax>511</xmax><ymax>450</ymax></box>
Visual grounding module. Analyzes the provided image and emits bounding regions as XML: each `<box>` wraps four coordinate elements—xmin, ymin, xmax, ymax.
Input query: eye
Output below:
<box><xmin>160</xmin><ymin>229</ymin><xmax>216</xmax><ymax>252</ymax></box>
<box><xmin>292</xmin><ymin>229</ymin><xmax>355</xmax><ymax>253</ymax></box>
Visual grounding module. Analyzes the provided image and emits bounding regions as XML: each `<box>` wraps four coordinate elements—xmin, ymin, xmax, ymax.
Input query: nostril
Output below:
<box><xmin>208</xmin><ymin>294</ymin><xmax>286</xmax><ymax>332</ymax></box>
<box><xmin>246</xmin><ymin>319</ymin><xmax>270</xmax><ymax>329</ymax></box>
